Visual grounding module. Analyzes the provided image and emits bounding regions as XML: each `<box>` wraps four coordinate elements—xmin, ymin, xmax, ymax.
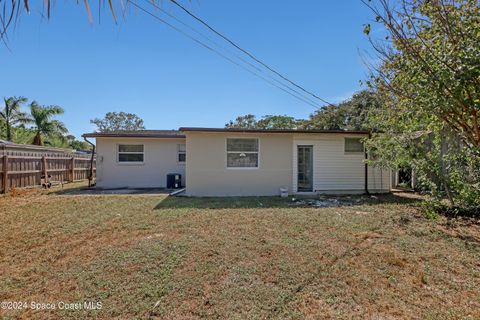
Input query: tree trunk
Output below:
<box><xmin>443</xmin><ymin>179</ymin><xmax>455</xmax><ymax>207</ymax></box>
<box><xmin>440</xmin><ymin>131</ymin><xmax>455</xmax><ymax>207</ymax></box>
<box><xmin>6</xmin><ymin>123</ymin><xmax>11</xmax><ymax>141</ymax></box>
<box><xmin>32</xmin><ymin>133</ymin><xmax>43</xmax><ymax>146</ymax></box>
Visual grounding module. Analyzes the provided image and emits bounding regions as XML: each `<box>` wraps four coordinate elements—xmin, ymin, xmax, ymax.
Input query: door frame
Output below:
<box><xmin>296</xmin><ymin>145</ymin><xmax>314</xmax><ymax>192</ymax></box>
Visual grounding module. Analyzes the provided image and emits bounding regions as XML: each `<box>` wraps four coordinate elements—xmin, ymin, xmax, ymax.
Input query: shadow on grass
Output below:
<box><xmin>50</xmin><ymin>185</ymin><xmax>92</xmax><ymax>195</ymax></box>
<box><xmin>154</xmin><ymin>192</ymin><xmax>422</xmax><ymax>210</ymax></box>
<box><xmin>51</xmin><ymin>186</ymin><xmax>171</xmax><ymax>196</ymax></box>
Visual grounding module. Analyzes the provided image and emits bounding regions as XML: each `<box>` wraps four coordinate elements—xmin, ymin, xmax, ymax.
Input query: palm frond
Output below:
<box><xmin>28</xmin><ymin>101</ymin><xmax>67</xmax><ymax>143</ymax></box>
<box><xmin>50</xmin><ymin>119</ymin><xmax>68</xmax><ymax>134</ymax></box>
<box><xmin>83</xmin><ymin>0</ymin><xmax>93</xmax><ymax>23</ymax></box>
<box><xmin>45</xmin><ymin>105</ymin><xmax>64</xmax><ymax>115</ymax></box>
<box><xmin>107</xmin><ymin>0</ymin><xmax>117</xmax><ymax>23</ymax></box>
<box><xmin>15</xmin><ymin>113</ymin><xmax>33</xmax><ymax>124</ymax></box>
<box><xmin>0</xmin><ymin>1</ymin><xmax>184</xmax><ymax>41</ymax></box>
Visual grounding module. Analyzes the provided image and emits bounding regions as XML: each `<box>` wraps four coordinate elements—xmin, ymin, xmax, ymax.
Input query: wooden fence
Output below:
<box><xmin>0</xmin><ymin>151</ymin><xmax>96</xmax><ymax>194</ymax></box>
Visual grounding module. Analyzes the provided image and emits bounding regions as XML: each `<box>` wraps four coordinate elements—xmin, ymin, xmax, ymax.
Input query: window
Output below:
<box><xmin>344</xmin><ymin>138</ymin><xmax>364</xmax><ymax>153</ymax></box>
<box><xmin>226</xmin><ymin>138</ymin><xmax>259</xmax><ymax>168</ymax></box>
<box><xmin>178</xmin><ymin>144</ymin><xmax>186</xmax><ymax>163</ymax></box>
<box><xmin>118</xmin><ymin>144</ymin><xmax>144</xmax><ymax>162</ymax></box>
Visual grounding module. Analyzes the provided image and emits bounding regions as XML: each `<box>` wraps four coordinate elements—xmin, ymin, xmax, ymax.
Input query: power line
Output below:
<box><xmin>143</xmin><ymin>0</ymin><xmax>263</xmax><ymax>72</ymax></box>
<box><xmin>128</xmin><ymin>1</ymin><xmax>323</xmax><ymax>108</ymax></box>
<box><xmin>166</xmin><ymin>0</ymin><xmax>335</xmax><ymax>107</ymax></box>
<box><xmin>141</xmin><ymin>0</ymin><xmax>323</xmax><ymax>108</ymax></box>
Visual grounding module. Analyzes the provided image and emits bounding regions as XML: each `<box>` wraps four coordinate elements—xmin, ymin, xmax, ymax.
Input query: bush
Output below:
<box><xmin>421</xmin><ymin>197</ymin><xmax>480</xmax><ymax>220</ymax></box>
<box><xmin>442</xmin><ymin>206</ymin><xmax>480</xmax><ymax>219</ymax></box>
<box><xmin>421</xmin><ymin>198</ymin><xmax>443</xmax><ymax>220</ymax></box>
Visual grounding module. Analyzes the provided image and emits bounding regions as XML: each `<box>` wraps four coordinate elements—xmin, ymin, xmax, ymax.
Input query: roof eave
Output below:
<box><xmin>178</xmin><ymin>127</ymin><xmax>371</xmax><ymax>135</ymax></box>
<box><xmin>82</xmin><ymin>133</ymin><xmax>186</xmax><ymax>139</ymax></box>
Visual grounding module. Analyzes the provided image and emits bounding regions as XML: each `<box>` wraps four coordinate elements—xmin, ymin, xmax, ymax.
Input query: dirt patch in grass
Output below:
<box><xmin>0</xmin><ymin>188</ymin><xmax>479</xmax><ymax>319</ymax></box>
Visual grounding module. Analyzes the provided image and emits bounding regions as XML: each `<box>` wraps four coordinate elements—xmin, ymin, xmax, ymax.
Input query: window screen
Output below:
<box><xmin>344</xmin><ymin>138</ymin><xmax>364</xmax><ymax>153</ymax></box>
<box><xmin>226</xmin><ymin>138</ymin><xmax>259</xmax><ymax>168</ymax></box>
<box><xmin>118</xmin><ymin>144</ymin><xmax>144</xmax><ymax>162</ymax></box>
<box><xmin>178</xmin><ymin>144</ymin><xmax>186</xmax><ymax>163</ymax></box>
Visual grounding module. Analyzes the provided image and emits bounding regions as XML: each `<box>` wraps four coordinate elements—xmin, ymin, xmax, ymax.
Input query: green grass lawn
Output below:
<box><xmin>0</xmin><ymin>185</ymin><xmax>479</xmax><ymax>319</ymax></box>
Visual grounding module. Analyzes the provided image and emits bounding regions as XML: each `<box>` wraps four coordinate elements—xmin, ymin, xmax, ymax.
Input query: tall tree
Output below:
<box><xmin>225</xmin><ymin>114</ymin><xmax>258</xmax><ymax>129</ymax></box>
<box><xmin>0</xmin><ymin>96</ymin><xmax>30</xmax><ymax>141</ymax></box>
<box><xmin>363</xmin><ymin>0</ymin><xmax>480</xmax><ymax>148</ymax></box>
<box><xmin>304</xmin><ymin>90</ymin><xmax>379</xmax><ymax>130</ymax></box>
<box><xmin>29</xmin><ymin>102</ymin><xmax>67</xmax><ymax>146</ymax></box>
<box><xmin>226</xmin><ymin>114</ymin><xmax>301</xmax><ymax>129</ymax></box>
<box><xmin>363</xmin><ymin>0</ymin><xmax>480</xmax><ymax>207</ymax></box>
<box><xmin>257</xmin><ymin>115</ymin><xmax>301</xmax><ymax>129</ymax></box>
<box><xmin>90</xmin><ymin>112</ymin><xmax>145</xmax><ymax>132</ymax></box>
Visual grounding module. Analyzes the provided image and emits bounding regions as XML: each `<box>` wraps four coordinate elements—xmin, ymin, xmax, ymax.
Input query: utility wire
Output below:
<box><xmin>128</xmin><ymin>1</ymin><xmax>323</xmax><ymax>108</ymax></box>
<box><xmin>167</xmin><ymin>0</ymin><xmax>335</xmax><ymax>107</ymax></box>
<box><xmin>143</xmin><ymin>0</ymin><xmax>261</xmax><ymax>72</ymax></box>
<box><xmin>141</xmin><ymin>0</ymin><xmax>322</xmax><ymax>108</ymax></box>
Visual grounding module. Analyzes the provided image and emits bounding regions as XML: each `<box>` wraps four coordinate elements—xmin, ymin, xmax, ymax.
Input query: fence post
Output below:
<box><xmin>2</xmin><ymin>155</ymin><xmax>8</xmax><ymax>194</ymax></box>
<box><xmin>70</xmin><ymin>157</ymin><xmax>75</xmax><ymax>182</ymax></box>
<box><xmin>42</xmin><ymin>156</ymin><xmax>48</xmax><ymax>185</ymax></box>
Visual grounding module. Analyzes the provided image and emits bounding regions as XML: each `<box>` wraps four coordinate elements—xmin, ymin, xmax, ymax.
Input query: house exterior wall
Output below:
<box><xmin>292</xmin><ymin>134</ymin><xmax>391</xmax><ymax>193</ymax></box>
<box><xmin>95</xmin><ymin>137</ymin><xmax>186</xmax><ymax>189</ymax></box>
<box><xmin>93</xmin><ymin>132</ymin><xmax>391</xmax><ymax>195</ymax></box>
<box><xmin>185</xmin><ymin>132</ymin><xmax>293</xmax><ymax>196</ymax></box>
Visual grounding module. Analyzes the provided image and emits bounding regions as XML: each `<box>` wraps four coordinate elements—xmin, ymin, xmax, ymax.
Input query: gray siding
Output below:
<box><xmin>293</xmin><ymin>135</ymin><xmax>390</xmax><ymax>193</ymax></box>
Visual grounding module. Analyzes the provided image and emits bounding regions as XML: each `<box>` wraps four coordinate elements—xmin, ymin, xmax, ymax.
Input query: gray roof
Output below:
<box><xmin>82</xmin><ymin>128</ymin><xmax>371</xmax><ymax>138</ymax></box>
<box><xmin>82</xmin><ymin>130</ymin><xmax>186</xmax><ymax>138</ymax></box>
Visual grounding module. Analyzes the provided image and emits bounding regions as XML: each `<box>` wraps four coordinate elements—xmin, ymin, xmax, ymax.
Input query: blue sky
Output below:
<box><xmin>0</xmin><ymin>1</ymin><xmax>380</xmax><ymax>139</ymax></box>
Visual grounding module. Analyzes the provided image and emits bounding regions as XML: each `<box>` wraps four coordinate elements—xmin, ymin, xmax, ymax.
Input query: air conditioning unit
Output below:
<box><xmin>167</xmin><ymin>173</ymin><xmax>182</xmax><ymax>189</ymax></box>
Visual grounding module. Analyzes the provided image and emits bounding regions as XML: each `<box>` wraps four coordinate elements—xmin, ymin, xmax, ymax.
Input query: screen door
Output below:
<box><xmin>297</xmin><ymin>146</ymin><xmax>313</xmax><ymax>192</ymax></box>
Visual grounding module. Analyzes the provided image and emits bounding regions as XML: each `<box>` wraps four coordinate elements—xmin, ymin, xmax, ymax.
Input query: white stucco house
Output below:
<box><xmin>82</xmin><ymin>128</ymin><xmax>391</xmax><ymax>196</ymax></box>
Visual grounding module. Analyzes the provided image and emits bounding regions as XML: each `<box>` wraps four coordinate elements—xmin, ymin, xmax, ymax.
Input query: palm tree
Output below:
<box><xmin>29</xmin><ymin>102</ymin><xmax>68</xmax><ymax>146</ymax></box>
<box><xmin>0</xmin><ymin>96</ymin><xmax>31</xmax><ymax>141</ymax></box>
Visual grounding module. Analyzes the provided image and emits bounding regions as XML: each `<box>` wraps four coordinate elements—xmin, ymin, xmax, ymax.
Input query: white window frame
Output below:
<box><xmin>177</xmin><ymin>144</ymin><xmax>186</xmax><ymax>164</ymax></box>
<box><xmin>344</xmin><ymin>137</ymin><xmax>365</xmax><ymax>154</ymax></box>
<box><xmin>225</xmin><ymin>137</ymin><xmax>260</xmax><ymax>169</ymax></box>
<box><xmin>117</xmin><ymin>143</ymin><xmax>145</xmax><ymax>164</ymax></box>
